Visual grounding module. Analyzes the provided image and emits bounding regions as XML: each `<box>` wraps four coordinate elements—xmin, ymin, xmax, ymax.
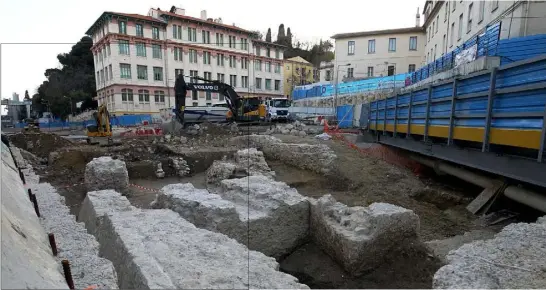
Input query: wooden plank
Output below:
<box><xmin>466</xmin><ymin>180</ymin><xmax>504</xmax><ymax>215</ymax></box>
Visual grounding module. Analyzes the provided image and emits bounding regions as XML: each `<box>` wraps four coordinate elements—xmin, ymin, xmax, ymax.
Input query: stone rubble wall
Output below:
<box><xmin>84</xmin><ymin>156</ymin><xmax>129</xmax><ymax>192</ymax></box>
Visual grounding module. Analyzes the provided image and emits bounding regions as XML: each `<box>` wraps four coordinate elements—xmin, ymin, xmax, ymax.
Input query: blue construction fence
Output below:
<box><xmin>14</xmin><ymin>114</ymin><xmax>155</xmax><ymax>129</ymax></box>
<box><xmin>497</xmin><ymin>34</ymin><xmax>546</xmax><ymax>65</ymax></box>
<box><xmin>409</xmin><ymin>22</ymin><xmax>501</xmax><ymax>84</ymax></box>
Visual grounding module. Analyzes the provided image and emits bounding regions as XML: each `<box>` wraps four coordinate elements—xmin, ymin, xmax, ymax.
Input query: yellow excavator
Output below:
<box><xmin>86</xmin><ymin>105</ymin><xmax>119</xmax><ymax>146</ymax></box>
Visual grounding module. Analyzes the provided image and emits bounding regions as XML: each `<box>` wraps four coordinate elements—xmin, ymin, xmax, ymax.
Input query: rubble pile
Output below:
<box><xmin>79</xmin><ymin>190</ymin><xmax>308</xmax><ymax>289</ymax></box>
<box><xmin>169</xmin><ymin>157</ymin><xmax>190</xmax><ymax>177</ymax></box>
<box><xmin>84</xmin><ymin>156</ymin><xmax>129</xmax><ymax>192</ymax></box>
<box><xmin>8</xmin><ymin>132</ymin><xmax>75</xmax><ymax>158</ymax></box>
<box><xmin>152</xmin><ymin>176</ymin><xmax>309</xmax><ymax>258</ymax></box>
<box><xmin>264</xmin><ymin>121</ymin><xmax>323</xmax><ymax>136</ymax></box>
<box><xmin>433</xmin><ymin>217</ymin><xmax>546</xmax><ymax>289</ymax></box>
<box><xmin>206</xmin><ymin>148</ymin><xmax>275</xmax><ymax>185</ymax></box>
<box><xmin>309</xmin><ymin>194</ymin><xmax>420</xmax><ymax>276</ymax></box>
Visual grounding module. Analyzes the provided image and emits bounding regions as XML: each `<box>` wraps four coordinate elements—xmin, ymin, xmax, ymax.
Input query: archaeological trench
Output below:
<box><xmin>6</xmin><ymin>125</ymin><xmax>546</xmax><ymax>289</ymax></box>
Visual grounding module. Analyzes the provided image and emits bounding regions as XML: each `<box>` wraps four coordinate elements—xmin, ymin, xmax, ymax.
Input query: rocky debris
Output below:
<box><xmin>265</xmin><ymin>121</ymin><xmax>322</xmax><ymax>136</ymax></box>
<box><xmin>80</xmin><ymin>190</ymin><xmax>308</xmax><ymax>289</ymax></box>
<box><xmin>85</xmin><ymin>156</ymin><xmax>129</xmax><ymax>192</ymax></box>
<box><xmin>433</xmin><ymin>218</ymin><xmax>546</xmax><ymax>289</ymax></box>
<box><xmin>205</xmin><ymin>148</ymin><xmax>275</xmax><ymax>185</ymax></box>
<box><xmin>157</xmin><ymin>134</ymin><xmax>188</xmax><ymax>145</ymax></box>
<box><xmin>230</xmin><ymin>134</ymin><xmax>337</xmax><ymax>175</ymax></box>
<box><xmin>425</xmin><ymin>230</ymin><xmax>497</xmax><ymax>263</ymax></box>
<box><xmin>185</xmin><ymin>124</ymin><xmax>203</xmax><ymax>136</ymax></box>
<box><xmin>169</xmin><ymin>157</ymin><xmax>190</xmax><ymax>177</ymax></box>
<box><xmin>155</xmin><ymin>162</ymin><xmax>165</xmax><ymax>178</ymax></box>
<box><xmin>206</xmin><ymin>160</ymin><xmax>238</xmax><ymax>185</ymax></box>
<box><xmin>309</xmin><ymin>194</ymin><xmax>420</xmax><ymax>276</ymax></box>
<box><xmin>153</xmin><ymin>176</ymin><xmax>310</xmax><ymax>258</ymax></box>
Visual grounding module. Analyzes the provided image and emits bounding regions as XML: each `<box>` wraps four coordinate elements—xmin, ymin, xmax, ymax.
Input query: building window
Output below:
<box><xmin>240</xmin><ymin>38</ymin><xmax>248</xmax><ymax>51</ymax></box>
<box><xmin>434</xmin><ymin>44</ymin><xmax>437</xmax><ymax>59</ymax></box>
<box><xmin>266</xmin><ymin>48</ymin><xmax>271</xmax><ymax>57</ymax></box>
<box><xmin>136</xmin><ymin>24</ymin><xmax>144</xmax><ymax>37</ymax></box>
<box><xmin>202</xmin><ymin>30</ymin><xmax>210</xmax><ymax>44</ymax></box>
<box><xmin>154</xmin><ymin>91</ymin><xmax>165</xmax><ymax>103</ymax></box>
<box><xmin>152</xmin><ymin>27</ymin><xmax>160</xmax><ymax>40</ymax></box>
<box><xmin>409</xmin><ymin>36</ymin><xmax>417</xmax><ymax>51</ymax></box>
<box><xmin>121</xmin><ymin>88</ymin><xmax>133</xmax><ymax>102</ymax></box>
<box><xmin>100</xmin><ymin>70</ymin><xmax>104</xmax><ymax>84</ymax></box>
<box><xmin>119</xmin><ymin>21</ymin><xmax>127</xmax><ymax>34</ymax></box>
<box><xmin>137</xmin><ymin>65</ymin><xmax>147</xmax><ymax>80</ymax></box>
<box><xmin>368</xmin><ymin>39</ymin><xmax>375</xmax><ymax>53</ymax></box>
<box><xmin>450</xmin><ymin>22</ymin><xmax>455</xmax><ymax>46</ymax></box>
<box><xmin>387</xmin><ymin>65</ymin><xmax>395</xmax><ymax>76</ymax></box>
<box><xmin>173</xmin><ymin>25</ymin><xmax>182</xmax><ymax>39</ymax></box>
<box><xmin>265</xmin><ymin>62</ymin><xmax>271</xmax><ymax>72</ymax></box>
<box><xmin>192</xmin><ymin>101</ymin><xmax>198</xmax><ymax>106</ymax></box>
<box><xmin>152</xmin><ymin>44</ymin><xmax>162</xmax><ymax>59</ymax></box>
<box><xmin>478</xmin><ymin>0</ymin><xmax>485</xmax><ymax>23</ymax></box>
<box><xmin>190</xmin><ymin>70</ymin><xmax>198</xmax><ymax>83</ymax></box>
<box><xmin>346</xmin><ymin>67</ymin><xmax>354</xmax><ymax>79</ymax></box>
<box><xmin>136</xmin><ymin>42</ymin><xmax>146</xmax><ymax>57</ymax></box>
<box><xmin>388</xmin><ymin>38</ymin><xmax>396</xmax><ymax>52</ymax></box>
<box><xmin>216</xmin><ymin>73</ymin><xmax>225</xmax><ymax>83</ymax></box>
<box><xmin>107</xmin><ymin>44</ymin><xmax>111</xmax><ymax>56</ymax></box>
<box><xmin>255</xmin><ymin>46</ymin><xmax>261</xmax><ymax>56</ymax></box>
<box><xmin>120</xmin><ymin>63</ymin><xmax>131</xmax><ymax>79</ymax></box>
<box><xmin>442</xmin><ymin>34</ymin><xmax>446</xmax><ymax>54</ymax></box>
<box><xmin>153</xmin><ymin>67</ymin><xmax>163</xmax><ymax>81</ymax></box>
<box><xmin>216</xmin><ymin>33</ymin><xmax>224</xmax><ymax>46</ymax></box>
<box><xmin>203</xmin><ymin>51</ymin><xmax>211</xmax><ymax>64</ymax></box>
<box><xmin>109</xmin><ymin>65</ymin><xmax>112</xmax><ymax>81</ymax></box>
<box><xmin>189</xmin><ymin>49</ymin><xmax>197</xmax><ymax>63</ymax></box>
<box><xmin>467</xmin><ymin>3</ymin><xmax>473</xmax><ymax>33</ymax></box>
<box><xmin>204</xmin><ymin>72</ymin><xmax>212</xmax><ymax>80</ymax></box>
<box><xmin>255</xmin><ymin>60</ymin><xmax>262</xmax><ymax>71</ymax></box>
<box><xmin>325</xmin><ymin>70</ymin><xmax>332</xmax><ymax>81</ymax></box>
<box><xmin>348</xmin><ymin>41</ymin><xmax>355</xmax><ymax>55</ymax></box>
<box><xmin>96</xmin><ymin>72</ymin><xmax>100</xmax><ymax>86</ymax></box>
<box><xmin>408</xmin><ymin>64</ymin><xmax>416</xmax><ymax>72</ymax></box>
<box><xmin>175</xmin><ymin>69</ymin><xmax>184</xmax><ymax>78</ymax></box>
<box><xmin>217</xmin><ymin>53</ymin><xmax>224</xmax><ymax>66</ymax></box>
<box><xmin>174</xmin><ymin>47</ymin><xmax>183</xmax><ymax>61</ymax></box>
<box><xmin>452</xmin><ymin>0</ymin><xmax>456</xmax><ymax>11</ymax></box>
<box><xmin>230</xmin><ymin>75</ymin><xmax>237</xmax><ymax>87</ymax></box>
<box><xmin>255</xmin><ymin>78</ymin><xmax>262</xmax><ymax>89</ymax></box>
<box><xmin>445</xmin><ymin>2</ymin><xmax>449</xmax><ymax>21</ymax></box>
<box><xmin>265</xmin><ymin>79</ymin><xmax>272</xmax><ymax>90</ymax></box>
<box><xmin>241</xmin><ymin>76</ymin><xmax>249</xmax><ymax>88</ymax></box>
<box><xmin>275</xmin><ymin>63</ymin><xmax>281</xmax><ymax>73</ymax></box>
<box><xmin>458</xmin><ymin>13</ymin><xmax>463</xmax><ymax>40</ymax></box>
<box><xmin>241</xmin><ymin>57</ymin><xmax>249</xmax><ymax>69</ymax></box>
<box><xmin>275</xmin><ymin>49</ymin><xmax>280</xmax><ymax>58</ymax></box>
<box><xmin>367</xmin><ymin>67</ymin><xmax>374</xmax><ymax>77</ymax></box>
<box><xmin>229</xmin><ymin>36</ymin><xmax>236</xmax><ymax>48</ymax></box>
<box><xmin>432</xmin><ymin>22</ymin><xmax>435</xmax><ymax>36</ymax></box>
<box><xmin>119</xmin><ymin>40</ymin><xmax>130</xmax><ymax>55</ymax></box>
<box><xmin>229</xmin><ymin>55</ymin><xmax>236</xmax><ymax>68</ymax></box>
<box><xmin>492</xmin><ymin>0</ymin><xmax>499</xmax><ymax>11</ymax></box>
<box><xmin>138</xmin><ymin>90</ymin><xmax>150</xmax><ymax>103</ymax></box>
<box><xmin>205</xmin><ymin>91</ymin><xmax>212</xmax><ymax>101</ymax></box>
<box><xmin>436</xmin><ymin>16</ymin><xmax>439</xmax><ymax>33</ymax></box>
<box><xmin>188</xmin><ymin>28</ymin><xmax>197</xmax><ymax>42</ymax></box>
<box><xmin>274</xmin><ymin>80</ymin><xmax>280</xmax><ymax>90</ymax></box>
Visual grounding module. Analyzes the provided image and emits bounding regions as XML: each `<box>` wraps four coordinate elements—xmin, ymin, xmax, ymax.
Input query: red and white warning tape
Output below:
<box><xmin>129</xmin><ymin>183</ymin><xmax>160</xmax><ymax>192</ymax></box>
<box><xmin>60</xmin><ymin>183</ymin><xmax>85</xmax><ymax>189</ymax></box>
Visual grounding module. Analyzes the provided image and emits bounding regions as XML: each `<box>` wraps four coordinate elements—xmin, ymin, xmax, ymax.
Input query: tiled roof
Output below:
<box><xmin>331</xmin><ymin>26</ymin><xmax>425</xmax><ymax>39</ymax></box>
<box><xmin>158</xmin><ymin>10</ymin><xmax>252</xmax><ymax>34</ymax></box>
<box><xmin>85</xmin><ymin>12</ymin><xmax>166</xmax><ymax>35</ymax></box>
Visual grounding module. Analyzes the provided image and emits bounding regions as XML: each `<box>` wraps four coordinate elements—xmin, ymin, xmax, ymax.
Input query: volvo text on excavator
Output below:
<box><xmin>173</xmin><ymin>73</ymin><xmax>266</xmax><ymax>126</ymax></box>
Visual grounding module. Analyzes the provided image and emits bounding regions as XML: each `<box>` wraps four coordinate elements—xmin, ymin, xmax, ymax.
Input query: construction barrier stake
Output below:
<box><xmin>30</xmin><ymin>194</ymin><xmax>40</xmax><ymax>217</ymax></box>
<box><xmin>19</xmin><ymin>169</ymin><xmax>26</xmax><ymax>184</ymax></box>
<box><xmin>48</xmin><ymin>233</ymin><xmax>58</xmax><ymax>256</ymax></box>
<box><xmin>61</xmin><ymin>260</ymin><xmax>75</xmax><ymax>290</ymax></box>
<box><xmin>27</xmin><ymin>188</ymin><xmax>32</xmax><ymax>201</ymax></box>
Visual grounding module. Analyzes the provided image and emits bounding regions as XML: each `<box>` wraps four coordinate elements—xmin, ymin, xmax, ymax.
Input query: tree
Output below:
<box><xmin>277</xmin><ymin>24</ymin><xmax>286</xmax><ymax>43</ymax></box>
<box><xmin>24</xmin><ymin>90</ymin><xmax>30</xmax><ymax>100</ymax></box>
<box><xmin>250</xmin><ymin>30</ymin><xmax>263</xmax><ymax>40</ymax></box>
<box><xmin>265</xmin><ymin>28</ymin><xmax>272</xmax><ymax>42</ymax></box>
<box><xmin>286</xmin><ymin>27</ymin><xmax>293</xmax><ymax>47</ymax></box>
<box><xmin>34</xmin><ymin>36</ymin><xmax>95</xmax><ymax>119</ymax></box>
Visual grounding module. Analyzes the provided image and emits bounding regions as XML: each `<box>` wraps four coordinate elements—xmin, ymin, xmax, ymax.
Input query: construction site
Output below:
<box><xmin>2</xmin><ymin>112</ymin><xmax>545</xmax><ymax>289</ymax></box>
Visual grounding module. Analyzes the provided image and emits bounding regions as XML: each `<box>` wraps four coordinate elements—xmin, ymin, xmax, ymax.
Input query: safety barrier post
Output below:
<box><xmin>447</xmin><ymin>78</ymin><xmax>458</xmax><ymax>146</ymax></box>
<box><xmin>482</xmin><ymin>68</ymin><xmax>498</xmax><ymax>152</ymax></box>
<box><xmin>423</xmin><ymin>85</ymin><xmax>432</xmax><ymax>143</ymax></box>
<box><xmin>406</xmin><ymin>90</ymin><xmax>413</xmax><ymax>138</ymax></box>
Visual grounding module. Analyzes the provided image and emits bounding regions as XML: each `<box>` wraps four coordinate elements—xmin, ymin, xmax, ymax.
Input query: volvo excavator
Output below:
<box><xmin>163</xmin><ymin>74</ymin><xmax>266</xmax><ymax>133</ymax></box>
<box><xmin>86</xmin><ymin>104</ymin><xmax>121</xmax><ymax>146</ymax></box>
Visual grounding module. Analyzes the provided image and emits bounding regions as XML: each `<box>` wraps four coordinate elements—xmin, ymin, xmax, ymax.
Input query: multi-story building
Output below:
<box><xmin>85</xmin><ymin>7</ymin><xmax>285</xmax><ymax>115</ymax></box>
<box><xmin>331</xmin><ymin>11</ymin><xmax>425</xmax><ymax>82</ymax></box>
<box><xmin>283</xmin><ymin>56</ymin><xmax>317</xmax><ymax>98</ymax></box>
<box><xmin>318</xmin><ymin>61</ymin><xmax>334</xmax><ymax>84</ymax></box>
<box><xmin>423</xmin><ymin>0</ymin><xmax>546</xmax><ymax>63</ymax></box>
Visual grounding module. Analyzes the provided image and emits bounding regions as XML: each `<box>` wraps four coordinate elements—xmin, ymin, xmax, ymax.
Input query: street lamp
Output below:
<box><xmin>334</xmin><ymin>63</ymin><xmax>351</xmax><ymax>119</ymax></box>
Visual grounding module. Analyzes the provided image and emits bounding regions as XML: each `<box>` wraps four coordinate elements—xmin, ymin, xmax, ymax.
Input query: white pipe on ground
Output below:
<box><xmin>411</xmin><ymin>155</ymin><xmax>546</xmax><ymax>213</ymax></box>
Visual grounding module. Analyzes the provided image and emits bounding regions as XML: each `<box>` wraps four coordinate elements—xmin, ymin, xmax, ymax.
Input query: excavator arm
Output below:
<box><xmin>174</xmin><ymin>74</ymin><xmax>240</xmax><ymax>124</ymax></box>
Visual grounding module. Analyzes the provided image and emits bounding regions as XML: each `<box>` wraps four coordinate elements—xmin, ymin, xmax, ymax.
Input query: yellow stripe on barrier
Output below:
<box><xmin>369</xmin><ymin>124</ymin><xmax>541</xmax><ymax>150</ymax></box>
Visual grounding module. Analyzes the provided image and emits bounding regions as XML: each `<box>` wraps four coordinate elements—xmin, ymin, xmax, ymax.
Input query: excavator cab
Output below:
<box><xmin>227</xmin><ymin>96</ymin><xmax>266</xmax><ymax>122</ymax></box>
<box><xmin>86</xmin><ymin>105</ymin><xmax>119</xmax><ymax>146</ymax></box>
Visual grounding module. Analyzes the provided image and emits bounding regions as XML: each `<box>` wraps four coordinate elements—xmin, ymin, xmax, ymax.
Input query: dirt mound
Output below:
<box><xmin>8</xmin><ymin>132</ymin><xmax>75</xmax><ymax>158</ymax></box>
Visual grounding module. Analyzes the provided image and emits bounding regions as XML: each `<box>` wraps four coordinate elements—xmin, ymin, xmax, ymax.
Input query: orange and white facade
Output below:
<box><xmin>86</xmin><ymin>7</ymin><xmax>285</xmax><ymax>115</ymax></box>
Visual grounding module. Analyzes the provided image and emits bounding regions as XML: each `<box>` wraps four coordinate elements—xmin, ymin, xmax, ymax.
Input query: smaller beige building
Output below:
<box><xmin>331</xmin><ymin>13</ymin><xmax>425</xmax><ymax>81</ymax></box>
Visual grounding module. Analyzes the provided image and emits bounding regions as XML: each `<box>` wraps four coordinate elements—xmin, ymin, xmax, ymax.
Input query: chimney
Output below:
<box><xmin>201</xmin><ymin>10</ymin><xmax>207</xmax><ymax>20</ymax></box>
<box><xmin>415</xmin><ymin>7</ymin><xmax>420</xmax><ymax>27</ymax></box>
<box><xmin>217</xmin><ymin>17</ymin><xmax>223</xmax><ymax>24</ymax></box>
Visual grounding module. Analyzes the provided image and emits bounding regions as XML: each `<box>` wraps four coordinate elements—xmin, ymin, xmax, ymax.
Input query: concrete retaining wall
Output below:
<box><xmin>1</xmin><ymin>142</ymin><xmax>68</xmax><ymax>289</ymax></box>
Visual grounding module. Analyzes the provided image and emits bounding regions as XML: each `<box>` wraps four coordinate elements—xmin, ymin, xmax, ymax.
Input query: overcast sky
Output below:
<box><xmin>0</xmin><ymin>0</ymin><xmax>422</xmax><ymax>104</ymax></box>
